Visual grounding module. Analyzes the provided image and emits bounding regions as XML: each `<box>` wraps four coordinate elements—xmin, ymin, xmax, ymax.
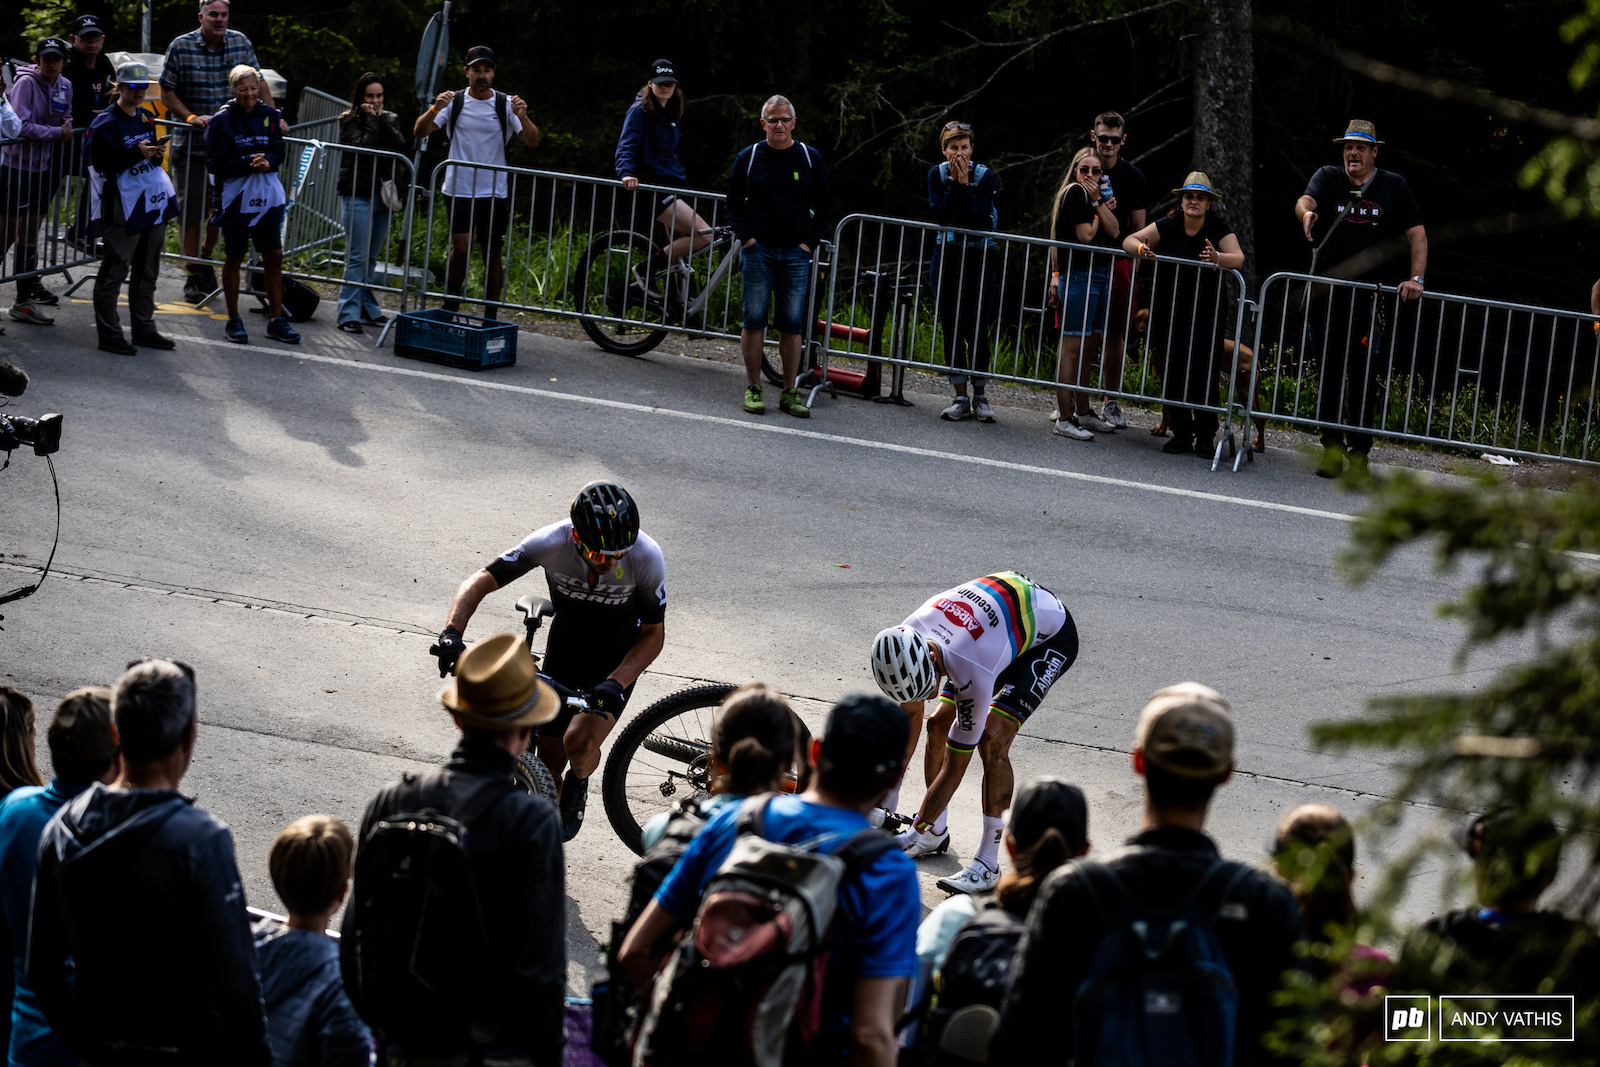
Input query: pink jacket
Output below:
<box><xmin>2</xmin><ymin>65</ymin><xmax>73</xmax><ymax>172</ymax></box>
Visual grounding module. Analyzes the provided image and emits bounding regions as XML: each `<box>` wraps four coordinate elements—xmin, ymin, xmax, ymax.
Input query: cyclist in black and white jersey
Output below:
<box><xmin>433</xmin><ymin>481</ymin><xmax>666</xmax><ymax>841</ymax></box>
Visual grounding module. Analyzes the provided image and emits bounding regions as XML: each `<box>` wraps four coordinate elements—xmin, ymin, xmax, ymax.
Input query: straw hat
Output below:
<box><xmin>438</xmin><ymin>633</ymin><xmax>560</xmax><ymax>729</ymax></box>
<box><xmin>1333</xmin><ymin>119</ymin><xmax>1383</xmax><ymax>145</ymax></box>
<box><xmin>1171</xmin><ymin>171</ymin><xmax>1222</xmax><ymax>203</ymax></box>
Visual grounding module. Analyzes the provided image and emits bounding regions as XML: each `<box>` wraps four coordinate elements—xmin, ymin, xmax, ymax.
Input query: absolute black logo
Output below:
<box><xmin>1384</xmin><ymin>996</ymin><xmax>1431</xmax><ymax>1042</ymax></box>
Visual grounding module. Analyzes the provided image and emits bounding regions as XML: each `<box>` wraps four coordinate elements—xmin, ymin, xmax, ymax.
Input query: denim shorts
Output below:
<box><xmin>740</xmin><ymin>241</ymin><xmax>810</xmax><ymax>335</ymax></box>
<box><xmin>1058</xmin><ymin>267</ymin><xmax>1110</xmax><ymax>337</ymax></box>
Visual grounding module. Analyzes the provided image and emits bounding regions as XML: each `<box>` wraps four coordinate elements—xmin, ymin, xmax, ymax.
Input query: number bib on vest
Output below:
<box><xmin>214</xmin><ymin>171</ymin><xmax>286</xmax><ymax>229</ymax></box>
<box><xmin>112</xmin><ymin>158</ymin><xmax>179</xmax><ymax>234</ymax></box>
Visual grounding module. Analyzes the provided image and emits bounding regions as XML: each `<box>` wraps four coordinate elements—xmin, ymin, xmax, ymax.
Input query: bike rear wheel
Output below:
<box><xmin>601</xmin><ymin>684</ymin><xmax>813</xmax><ymax>854</ymax></box>
<box><xmin>576</xmin><ymin>229</ymin><xmax>671</xmax><ymax>356</ymax></box>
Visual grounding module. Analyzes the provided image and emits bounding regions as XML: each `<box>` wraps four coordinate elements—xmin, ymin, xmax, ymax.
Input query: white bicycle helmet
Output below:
<box><xmin>870</xmin><ymin>626</ymin><xmax>938</xmax><ymax>703</ymax></box>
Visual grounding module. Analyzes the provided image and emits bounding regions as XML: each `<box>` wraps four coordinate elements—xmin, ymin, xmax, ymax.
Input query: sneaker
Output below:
<box><xmin>1195</xmin><ymin>436</ymin><xmax>1217</xmax><ymax>459</ymax></box>
<box><xmin>225</xmin><ymin>316</ymin><xmax>248</xmax><ymax>344</ymax></box>
<box><xmin>1048</xmin><ymin>406</ymin><xmax>1060</xmax><ymax>422</ymax></box>
<box><xmin>133</xmin><ymin>332</ymin><xmax>176</xmax><ymax>350</ymax></box>
<box><xmin>266</xmin><ymin>315</ymin><xmax>301</xmax><ymax>344</ymax></box>
<box><xmin>25</xmin><ymin>284</ymin><xmax>59</xmax><ymax>307</ymax></box>
<box><xmin>778</xmin><ymin>387</ymin><xmax>810</xmax><ymax>418</ymax></box>
<box><xmin>559</xmin><ymin>769</ymin><xmax>589</xmax><ymax>842</ymax></box>
<box><xmin>1102</xmin><ymin>399</ymin><xmax>1127</xmax><ymax>428</ymax></box>
<box><xmin>743</xmin><ymin>384</ymin><xmax>765</xmax><ymax>414</ymax></box>
<box><xmin>1162</xmin><ymin>434</ymin><xmax>1195</xmax><ymax>455</ymax></box>
<box><xmin>1315</xmin><ymin>443</ymin><xmax>1346</xmax><ymax>479</ymax></box>
<box><xmin>1052</xmin><ymin>417</ymin><xmax>1094</xmax><ymax>441</ymax></box>
<box><xmin>937</xmin><ymin>860</ymin><xmax>1001</xmax><ymax>895</ymax></box>
<box><xmin>361</xmin><ymin>312</ymin><xmax>389</xmax><ymax>326</ymax></box>
<box><xmin>98</xmin><ymin>334</ymin><xmax>137</xmax><ymax>356</ymax></box>
<box><xmin>8</xmin><ymin>301</ymin><xmax>53</xmax><ymax>325</ymax></box>
<box><xmin>183</xmin><ymin>275</ymin><xmax>208</xmax><ymax>304</ymax></box>
<box><xmin>940</xmin><ymin>396</ymin><xmax>973</xmax><ymax>421</ymax></box>
<box><xmin>338</xmin><ymin>320</ymin><xmax>364</xmax><ymax>334</ymax></box>
<box><xmin>971</xmin><ymin>395</ymin><xmax>996</xmax><ymax>423</ymax></box>
<box><xmin>195</xmin><ymin>264</ymin><xmax>218</xmax><ymax>294</ymax></box>
<box><xmin>1076</xmin><ymin>409</ymin><xmax>1117</xmax><ymax>433</ymax></box>
<box><xmin>1346</xmin><ymin>452</ymin><xmax>1372</xmax><ymax>479</ymax></box>
<box><xmin>896</xmin><ymin>826</ymin><xmax>952</xmax><ymax>859</ymax></box>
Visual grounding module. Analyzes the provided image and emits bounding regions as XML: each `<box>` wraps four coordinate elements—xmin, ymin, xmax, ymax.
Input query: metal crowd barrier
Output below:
<box><xmin>0</xmin><ymin>129</ymin><xmax>98</xmax><ymax>295</ymax></box>
<box><xmin>820</xmin><ymin>214</ymin><xmax>1253</xmax><ymax>468</ymax></box>
<box><xmin>1250</xmin><ymin>273</ymin><xmax>1600</xmax><ymax>467</ymax></box>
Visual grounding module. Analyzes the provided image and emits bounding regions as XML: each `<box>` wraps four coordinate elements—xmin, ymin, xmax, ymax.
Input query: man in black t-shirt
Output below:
<box><xmin>63</xmin><ymin>15</ymin><xmax>115</xmax><ymax>248</ymax></box>
<box><xmin>1294</xmin><ymin>119</ymin><xmax>1428</xmax><ymax>476</ymax></box>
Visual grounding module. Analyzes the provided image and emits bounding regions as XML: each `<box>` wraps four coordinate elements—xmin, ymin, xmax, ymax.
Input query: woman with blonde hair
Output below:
<box><xmin>0</xmin><ymin>687</ymin><xmax>45</xmax><ymax>795</ymax></box>
<box><xmin>1049</xmin><ymin>146</ymin><xmax>1120</xmax><ymax>440</ymax></box>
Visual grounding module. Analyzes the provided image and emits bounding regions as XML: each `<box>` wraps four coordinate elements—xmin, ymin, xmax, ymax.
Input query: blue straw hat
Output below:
<box><xmin>1171</xmin><ymin>171</ymin><xmax>1221</xmax><ymax>204</ymax></box>
<box><xmin>1333</xmin><ymin>119</ymin><xmax>1384</xmax><ymax>145</ymax></box>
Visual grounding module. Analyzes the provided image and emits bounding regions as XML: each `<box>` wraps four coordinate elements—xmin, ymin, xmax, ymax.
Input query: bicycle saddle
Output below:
<box><xmin>515</xmin><ymin>595</ymin><xmax>554</xmax><ymax>620</ymax></box>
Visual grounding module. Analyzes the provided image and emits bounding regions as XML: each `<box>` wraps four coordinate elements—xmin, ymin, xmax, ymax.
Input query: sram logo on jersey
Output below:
<box><xmin>935</xmin><ymin>598</ymin><xmax>984</xmax><ymax>639</ymax></box>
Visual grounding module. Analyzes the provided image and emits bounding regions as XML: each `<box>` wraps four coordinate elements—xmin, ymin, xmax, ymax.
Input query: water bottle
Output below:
<box><xmin>1098</xmin><ymin>175</ymin><xmax>1113</xmax><ymax>204</ymax></box>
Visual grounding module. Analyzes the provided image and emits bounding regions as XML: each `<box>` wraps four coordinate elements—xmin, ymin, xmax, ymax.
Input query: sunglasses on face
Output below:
<box><xmin>1078</xmin><ymin>166</ymin><xmax>1103</xmax><ymax>176</ymax></box>
<box><xmin>1095</xmin><ymin>134</ymin><xmax>1124</xmax><ymax>145</ymax></box>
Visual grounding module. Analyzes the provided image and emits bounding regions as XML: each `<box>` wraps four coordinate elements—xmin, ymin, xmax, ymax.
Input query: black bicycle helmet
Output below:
<box><xmin>570</xmin><ymin>481</ymin><xmax>640</xmax><ymax>553</ymax></box>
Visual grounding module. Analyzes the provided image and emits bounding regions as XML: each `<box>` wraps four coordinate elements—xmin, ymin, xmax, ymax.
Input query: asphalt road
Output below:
<box><xmin>0</xmin><ymin>270</ymin><xmax>1508</xmax><ymax>992</ymax></box>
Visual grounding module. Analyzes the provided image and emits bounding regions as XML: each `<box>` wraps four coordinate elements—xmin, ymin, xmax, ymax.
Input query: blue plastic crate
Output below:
<box><xmin>394</xmin><ymin>308</ymin><xmax>518</xmax><ymax>371</ymax></box>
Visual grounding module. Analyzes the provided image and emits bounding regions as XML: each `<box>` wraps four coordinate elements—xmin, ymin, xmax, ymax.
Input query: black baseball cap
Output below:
<box><xmin>1007</xmin><ymin>776</ymin><xmax>1088</xmax><ymax>852</ymax></box>
<box><xmin>465</xmin><ymin>45</ymin><xmax>496</xmax><ymax>68</ymax></box>
<box><xmin>36</xmin><ymin>36</ymin><xmax>70</xmax><ymax>58</ymax></box>
<box><xmin>649</xmin><ymin>58</ymin><xmax>677</xmax><ymax>84</ymax></box>
<box><xmin>819</xmin><ymin>693</ymin><xmax>906</xmax><ymax>783</ymax></box>
<box><xmin>71</xmin><ymin>15</ymin><xmax>105</xmax><ymax>37</ymax></box>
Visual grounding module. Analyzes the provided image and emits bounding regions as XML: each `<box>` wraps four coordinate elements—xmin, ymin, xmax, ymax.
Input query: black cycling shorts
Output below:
<box><xmin>447</xmin><ymin>194</ymin><xmax>511</xmax><ymax>248</ymax></box>
<box><xmin>221</xmin><ymin>208</ymin><xmax>284</xmax><ymax>258</ymax></box>
<box><xmin>990</xmin><ymin>610</ymin><xmax>1080</xmax><ymax>727</ymax></box>
<box><xmin>536</xmin><ymin>620</ymin><xmax>639</xmax><ymax>737</ymax></box>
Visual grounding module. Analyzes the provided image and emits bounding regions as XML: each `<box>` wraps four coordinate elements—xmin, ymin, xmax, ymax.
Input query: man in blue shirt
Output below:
<box><xmin>618</xmin><ymin>692</ymin><xmax>917</xmax><ymax>1067</ymax></box>
<box><xmin>0</xmin><ymin>686</ymin><xmax>122</xmax><ymax>1067</ymax></box>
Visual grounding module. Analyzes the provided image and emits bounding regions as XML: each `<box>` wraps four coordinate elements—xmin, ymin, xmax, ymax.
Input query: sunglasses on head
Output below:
<box><xmin>944</xmin><ymin>122</ymin><xmax>972</xmax><ymax>131</ymax></box>
<box><xmin>1095</xmin><ymin>134</ymin><xmax>1124</xmax><ymax>145</ymax></box>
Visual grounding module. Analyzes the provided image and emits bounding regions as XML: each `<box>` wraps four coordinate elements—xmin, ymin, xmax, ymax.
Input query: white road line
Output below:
<box><xmin>180</xmin><ymin>335</ymin><xmax>1359</xmax><ymax>523</ymax></box>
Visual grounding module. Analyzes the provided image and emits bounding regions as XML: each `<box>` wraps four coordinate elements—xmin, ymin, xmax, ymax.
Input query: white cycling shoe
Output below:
<box><xmin>896</xmin><ymin>826</ymin><xmax>952</xmax><ymax>858</ymax></box>
<box><xmin>937</xmin><ymin>860</ymin><xmax>1001</xmax><ymax>895</ymax></box>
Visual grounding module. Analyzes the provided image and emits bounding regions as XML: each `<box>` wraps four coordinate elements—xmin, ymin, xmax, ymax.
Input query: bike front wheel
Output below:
<box><xmin>514</xmin><ymin>751</ymin><xmax>560</xmax><ymax>805</ymax></box>
<box><xmin>576</xmin><ymin>229</ymin><xmax>672</xmax><ymax>356</ymax></box>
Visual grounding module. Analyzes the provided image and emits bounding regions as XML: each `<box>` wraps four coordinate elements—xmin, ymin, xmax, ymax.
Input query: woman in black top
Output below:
<box><xmin>1123</xmin><ymin>171</ymin><xmax>1243</xmax><ymax>456</ymax></box>
<box><xmin>1048</xmin><ymin>146</ymin><xmax>1121</xmax><ymax>440</ymax></box>
<box><xmin>926</xmin><ymin>121</ymin><xmax>1000</xmax><ymax>423</ymax></box>
<box><xmin>335</xmin><ymin>72</ymin><xmax>407</xmax><ymax>333</ymax></box>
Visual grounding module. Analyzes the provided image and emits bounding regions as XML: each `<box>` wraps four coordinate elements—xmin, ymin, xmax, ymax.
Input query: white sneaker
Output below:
<box><xmin>1052</xmin><ymin>418</ymin><xmax>1094</xmax><ymax>441</ymax></box>
<box><xmin>868</xmin><ymin>806</ymin><xmax>888</xmax><ymax>828</ymax></box>
<box><xmin>896</xmin><ymin>826</ymin><xmax>952</xmax><ymax>858</ymax></box>
<box><xmin>937</xmin><ymin>860</ymin><xmax>1001</xmax><ymax>895</ymax></box>
<box><xmin>971</xmin><ymin>395</ymin><xmax>995</xmax><ymax>423</ymax></box>
<box><xmin>1076</xmin><ymin>409</ymin><xmax>1117</xmax><ymax>433</ymax></box>
<box><xmin>1102</xmin><ymin>399</ymin><xmax>1127</xmax><ymax>429</ymax></box>
<box><xmin>941</xmin><ymin>396</ymin><xmax>973</xmax><ymax>421</ymax></box>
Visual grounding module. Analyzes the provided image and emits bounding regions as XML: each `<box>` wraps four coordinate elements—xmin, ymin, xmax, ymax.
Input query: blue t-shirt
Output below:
<box><xmin>654</xmin><ymin>795</ymin><xmax>920</xmax><ymax>1051</ymax></box>
<box><xmin>0</xmin><ymin>781</ymin><xmax>90</xmax><ymax>1067</ymax></box>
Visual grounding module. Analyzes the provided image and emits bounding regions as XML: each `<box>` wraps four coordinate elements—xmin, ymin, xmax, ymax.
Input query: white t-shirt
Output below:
<box><xmin>436</xmin><ymin>91</ymin><xmax>515</xmax><ymax>199</ymax></box>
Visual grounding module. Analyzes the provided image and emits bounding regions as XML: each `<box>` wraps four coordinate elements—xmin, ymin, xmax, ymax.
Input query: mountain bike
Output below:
<box><xmin>511</xmin><ymin>595</ymin><xmax>812</xmax><ymax>855</ymax></box>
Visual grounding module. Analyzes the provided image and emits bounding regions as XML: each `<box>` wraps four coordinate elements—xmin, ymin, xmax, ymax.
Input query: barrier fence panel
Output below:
<box><xmin>1251</xmin><ymin>273</ymin><xmax>1600</xmax><ymax>466</ymax></box>
<box><xmin>0</xmin><ymin>129</ymin><xmax>98</xmax><ymax>302</ymax></box>
<box><xmin>821</xmin><ymin>214</ymin><xmax>1252</xmax><ymax>468</ymax></box>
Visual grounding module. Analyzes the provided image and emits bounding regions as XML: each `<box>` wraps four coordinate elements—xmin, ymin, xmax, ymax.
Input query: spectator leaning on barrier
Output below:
<box><xmin>161</xmin><ymin>0</ymin><xmax>274</xmax><ymax>304</ymax></box>
<box><xmin>413</xmin><ymin>45</ymin><xmax>540</xmax><ymax>321</ymax></box>
<box><xmin>1123</xmin><ymin>171</ymin><xmax>1244</xmax><ymax>459</ymax></box>
<box><xmin>88</xmin><ymin>60</ymin><xmax>179</xmax><ymax>357</ymax></box>
<box><xmin>0</xmin><ymin>687</ymin><xmax>121</xmax><ymax>1067</ymax></box>
<box><xmin>254</xmin><ymin>815</ymin><xmax>373</xmax><ymax>1067</ymax></box>
<box><xmin>726</xmin><ymin>93</ymin><xmax>831</xmax><ymax>419</ymax></box>
<box><xmin>1047</xmin><ymin>146</ymin><xmax>1119</xmax><ymax>441</ymax></box>
<box><xmin>1294</xmin><ymin>119</ymin><xmax>1427</xmax><ymax>479</ymax></box>
<box><xmin>343</xmin><ymin>633</ymin><xmax>566</xmax><ymax>1066</ymax></box>
<box><xmin>928</xmin><ymin>120</ymin><xmax>1000</xmax><ymax>425</ymax></box>
<box><xmin>63</xmin><ymin>14</ymin><xmax>114</xmax><ymax>251</ymax></box>
<box><xmin>1</xmin><ymin>37</ymin><xmax>73</xmax><ymax>327</ymax></box>
<box><xmin>208</xmin><ymin>64</ymin><xmax>298</xmax><ymax>346</ymax></box>
<box><xmin>994</xmin><ymin>682</ymin><xmax>1303</xmax><ymax>1066</ymax></box>
<box><xmin>30</xmin><ymin>658</ymin><xmax>273</xmax><ymax>1066</ymax></box>
<box><xmin>1079</xmin><ymin>110</ymin><xmax>1148</xmax><ymax>430</ymax></box>
<box><xmin>615</xmin><ymin>58</ymin><xmax>713</xmax><ymax>271</ymax></box>
<box><xmin>335</xmin><ymin>72</ymin><xmax>407</xmax><ymax>335</ymax></box>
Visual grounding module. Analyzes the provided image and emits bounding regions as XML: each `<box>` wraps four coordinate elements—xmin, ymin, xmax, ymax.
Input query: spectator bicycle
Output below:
<box><xmin>510</xmin><ymin>595</ymin><xmax>811</xmax><ymax>854</ymax></box>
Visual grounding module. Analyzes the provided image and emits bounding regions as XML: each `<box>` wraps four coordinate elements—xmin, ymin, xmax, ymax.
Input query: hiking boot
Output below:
<box><xmin>1076</xmin><ymin>409</ymin><xmax>1117</xmax><ymax>433</ymax></box>
<box><xmin>133</xmin><ymin>331</ymin><xmax>176</xmax><ymax>350</ymax></box>
<box><xmin>559</xmin><ymin>770</ymin><xmax>589</xmax><ymax>842</ymax></box>
<box><xmin>8</xmin><ymin>301</ymin><xmax>53</xmax><ymax>325</ymax></box>
<box><xmin>1162</xmin><ymin>434</ymin><xmax>1195</xmax><ymax>455</ymax></box>
<box><xmin>266</xmin><ymin>315</ymin><xmax>301</xmax><ymax>344</ymax></box>
<box><xmin>195</xmin><ymin>264</ymin><xmax>218</xmax><ymax>293</ymax></box>
<box><xmin>896</xmin><ymin>826</ymin><xmax>952</xmax><ymax>859</ymax></box>
<box><xmin>98</xmin><ymin>334</ymin><xmax>137</xmax><ymax>356</ymax></box>
<box><xmin>225</xmin><ymin>316</ymin><xmax>249</xmax><ymax>344</ymax></box>
<box><xmin>778</xmin><ymin>388</ymin><xmax>810</xmax><ymax>418</ymax></box>
<box><xmin>1102</xmin><ymin>398</ymin><xmax>1127</xmax><ymax>428</ymax></box>
<box><xmin>940</xmin><ymin>396</ymin><xmax>973</xmax><ymax>421</ymax></box>
<box><xmin>1052</xmin><ymin>417</ymin><xmax>1094</xmax><ymax>441</ymax></box>
<box><xmin>1316</xmin><ymin>443</ymin><xmax>1346</xmax><ymax>479</ymax></box>
<box><xmin>743</xmin><ymin>384</ymin><xmax>765</xmax><ymax>414</ymax></box>
<box><xmin>971</xmin><ymin>395</ymin><xmax>996</xmax><ymax>423</ymax></box>
<box><xmin>937</xmin><ymin>860</ymin><xmax>1001</xmax><ymax>895</ymax></box>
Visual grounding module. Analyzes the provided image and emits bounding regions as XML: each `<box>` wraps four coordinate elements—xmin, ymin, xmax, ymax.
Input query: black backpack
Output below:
<box><xmin>902</xmin><ymin>901</ymin><xmax>1025</xmax><ymax>1067</ymax></box>
<box><xmin>343</xmin><ymin>771</ymin><xmax>513</xmax><ymax>1040</ymax></box>
<box><xmin>444</xmin><ymin>88</ymin><xmax>510</xmax><ymax>146</ymax></box>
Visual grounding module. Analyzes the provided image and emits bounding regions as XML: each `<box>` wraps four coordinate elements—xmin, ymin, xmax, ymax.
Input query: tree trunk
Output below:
<box><xmin>1193</xmin><ymin>0</ymin><xmax>1255</xmax><ymax>290</ymax></box>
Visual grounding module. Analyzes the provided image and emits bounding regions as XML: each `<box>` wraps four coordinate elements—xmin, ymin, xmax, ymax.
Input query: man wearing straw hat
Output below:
<box><xmin>1294</xmin><ymin>119</ymin><xmax>1428</xmax><ymax>478</ymax></box>
<box><xmin>342</xmin><ymin>633</ymin><xmax>567</xmax><ymax>1066</ymax></box>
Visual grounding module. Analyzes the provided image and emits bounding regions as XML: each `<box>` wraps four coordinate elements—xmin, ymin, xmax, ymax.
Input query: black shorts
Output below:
<box><xmin>221</xmin><ymin>208</ymin><xmax>284</xmax><ymax>258</ymax></box>
<box><xmin>447</xmin><ymin>195</ymin><xmax>511</xmax><ymax>248</ymax></box>
<box><xmin>536</xmin><ymin>621</ymin><xmax>639</xmax><ymax>737</ymax></box>
<box><xmin>0</xmin><ymin>164</ymin><xmax>65</xmax><ymax>218</ymax></box>
<box><xmin>991</xmin><ymin>610</ymin><xmax>1080</xmax><ymax>727</ymax></box>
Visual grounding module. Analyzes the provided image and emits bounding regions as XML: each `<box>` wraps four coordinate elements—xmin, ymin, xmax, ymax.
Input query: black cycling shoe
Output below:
<box><xmin>558</xmin><ymin>769</ymin><xmax>589</xmax><ymax>842</ymax></box>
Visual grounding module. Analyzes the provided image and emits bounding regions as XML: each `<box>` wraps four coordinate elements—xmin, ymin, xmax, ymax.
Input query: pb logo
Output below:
<box><xmin>1384</xmin><ymin>996</ymin><xmax>1432</xmax><ymax>1042</ymax></box>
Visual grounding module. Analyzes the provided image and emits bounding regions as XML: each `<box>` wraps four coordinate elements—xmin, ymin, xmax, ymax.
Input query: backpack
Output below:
<box><xmin>444</xmin><ymin>88</ymin><xmax>510</xmax><ymax>146</ymax></box>
<box><xmin>633</xmin><ymin>794</ymin><xmax>896</xmax><ymax>1067</ymax></box>
<box><xmin>344</xmin><ymin>771</ymin><xmax>513</xmax><ymax>1040</ymax></box>
<box><xmin>592</xmin><ymin>794</ymin><xmax>719</xmax><ymax>1067</ymax></box>
<box><xmin>1070</xmin><ymin>856</ymin><xmax>1251</xmax><ymax>1067</ymax></box>
<box><xmin>935</xmin><ymin>161</ymin><xmax>998</xmax><ymax>236</ymax></box>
